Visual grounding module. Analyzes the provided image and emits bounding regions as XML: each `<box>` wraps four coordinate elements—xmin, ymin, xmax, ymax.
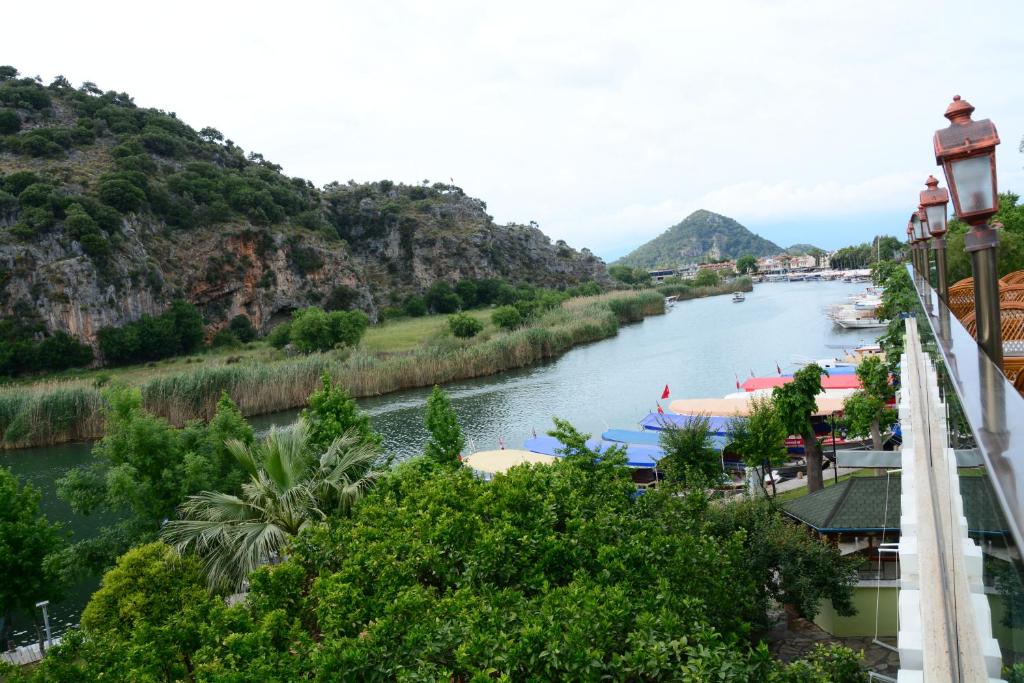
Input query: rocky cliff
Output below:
<box><xmin>0</xmin><ymin>69</ymin><xmax>606</xmax><ymax>343</ymax></box>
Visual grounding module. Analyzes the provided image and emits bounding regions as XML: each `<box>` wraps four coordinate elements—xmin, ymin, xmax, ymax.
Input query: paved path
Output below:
<box><xmin>765</xmin><ymin>611</ymin><xmax>899</xmax><ymax>676</ymax></box>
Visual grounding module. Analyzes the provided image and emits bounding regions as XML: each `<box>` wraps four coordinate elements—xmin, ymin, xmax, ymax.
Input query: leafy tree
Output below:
<box><xmin>448</xmin><ymin>312</ymin><xmax>483</xmax><ymax>338</ymax></box>
<box><xmin>425</xmin><ymin>281</ymin><xmax>461</xmax><ymax>313</ymax></box>
<box><xmin>300</xmin><ymin>372</ymin><xmax>382</xmax><ymax>452</ymax></box>
<box><xmin>97</xmin><ymin>176</ymin><xmax>146</xmax><ymax>212</ymax></box>
<box><xmin>0</xmin><ymin>108</ymin><xmax>20</xmax><ymax>134</ymax></box>
<box><xmin>27</xmin><ymin>424</ymin><xmax>859</xmax><ymax>681</ymax></box>
<box><xmin>842</xmin><ymin>356</ymin><xmax>894</xmax><ymax>450</ymax></box>
<box><xmin>729</xmin><ymin>396</ymin><xmax>789</xmax><ymax>497</ymax></box>
<box><xmin>0</xmin><ymin>66</ymin><xmax>18</xmax><ymax>81</ymax></box>
<box><xmin>266</xmin><ymin>321</ymin><xmax>291</xmax><ymax>349</ymax></box>
<box><xmin>162</xmin><ymin>420</ymin><xmax>381</xmax><ymax>590</ymax></box>
<box><xmin>491</xmin><ymin>305</ymin><xmax>523</xmax><ymax>330</ymax></box>
<box><xmin>454</xmin><ymin>280</ymin><xmax>478</xmax><ymax>308</ymax></box>
<box><xmin>402</xmin><ymin>295</ymin><xmax>427</xmax><ymax>317</ymax></box>
<box><xmin>0</xmin><ymin>467</ymin><xmax>67</xmax><ymax>648</ymax></box>
<box><xmin>736</xmin><ymin>254</ymin><xmax>758</xmax><ymax>274</ymax></box>
<box><xmin>693</xmin><ymin>269</ymin><xmax>721</xmax><ymax>287</ymax></box>
<box><xmin>773</xmin><ymin>364</ymin><xmax>827</xmax><ymax>492</ymax></box>
<box><xmin>288</xmin><ymin>307</ymin><xmax>367</xmax><ymax>353</ymax></box>
<box><xmin>74</xmin><ymin>542</ymin><xmax>224</xmax><ymax>681</ymax></box>
<box><xmin>56</xmin><ymin>388</ymin><xmax>251</xmax><ymax>572</ymax></box>
<box><xmin>777</xmin><ymin>643</ymin><xmax>868</xmax><ymax>682</ymax></box>
<box><xmin>658</xmin><ymin>413</ymin><xmax>722</xmax><ymax>488</ymax></box>
<box><xmin>423</xmin><ymin>385</ymin><xmax>464</xmax><ymax>467</ymax></box>
<box><xmin>228</xmin><ymin>314</ymin><xmax>257</xmax><ymax>342</ymax></box>
<box><xmin>96</xmin><ymin>300</ymin><xmax>203</xmax><ymax>364</ymax></box>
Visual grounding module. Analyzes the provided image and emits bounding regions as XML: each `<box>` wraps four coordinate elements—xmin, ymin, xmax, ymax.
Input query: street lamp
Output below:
<box><xmin>906</xmin><ymin>221</ymin><xmax>918</xmax><ymax>275</ymax></box>
<box><xmin>914</xmin><ymin>205</ymin><xmax>931</xmax><ymax>287</ymax></box>
<box><xmin>933</xmin><ymin>95</ymin><xmax>1002</xmax><ymax>364</ymax></box>
<box><xmin>920</xmin><ymin>175</ymin><xmax>950</xmax><ymax>302</ymax></box>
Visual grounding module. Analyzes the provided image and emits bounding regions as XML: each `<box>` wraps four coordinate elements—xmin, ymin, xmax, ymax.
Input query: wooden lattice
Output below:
<box><xmin>948</xmin><ymin>280</ymin><xmax>976</xmax><ymax>321</ymax></box>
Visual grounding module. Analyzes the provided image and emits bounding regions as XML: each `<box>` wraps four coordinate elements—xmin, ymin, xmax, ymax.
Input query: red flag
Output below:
<box><xmin>661</xmin><ymin>384</ymin><xmax>670</xmax><ymax>400</ymax></box>
<box><xmin>776</xmin><ymin>361</ymin><xmax>782</xmax><ymax>376</ymax></box>
<box><xmin>735</xmin><ymin>373</ymin><xmax>741</xmax><ymax>390</ymax></box>
<box><xmin>656</xmin><ymin>402</ymin><xmax>665</xmax><ymax>415</ymax></box>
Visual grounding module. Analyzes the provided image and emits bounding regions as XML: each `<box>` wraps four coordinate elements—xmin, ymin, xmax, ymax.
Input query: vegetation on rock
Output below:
<box><xmin>615</xmin><ymin>209</ymin><xmax>782</xmax><ymax>268</ymax></box>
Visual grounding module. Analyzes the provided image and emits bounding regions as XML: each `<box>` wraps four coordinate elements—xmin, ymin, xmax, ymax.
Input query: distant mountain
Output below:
<box><xmin>784</xmin><ymin>243</ymin><xmax>823</xmax><ymax>255</ymax></box>
<box><xmin>613</xmin><ymin>210</ymin><xmax>782</xmax><ymax>268</ymax></box>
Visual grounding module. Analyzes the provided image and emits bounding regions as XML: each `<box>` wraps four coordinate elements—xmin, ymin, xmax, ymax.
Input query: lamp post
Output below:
<box><xmin>920</xmin><ymin>175</ymin><xmax>951</xmax><ymax>302</ymax></box>
<box><xmin>933</xmin><ymin>95</ymin><xmax>1002</xmax><ymax>365</ymax></box>
<box><xmin>911</xmin><ymin>206</ymin><xmax>931</xmax><ymax>286</ymax></box>
<box><xmin>906</xmin><ymin>223</ymin><xmax>917</xmax><ymax>275</ymax></box>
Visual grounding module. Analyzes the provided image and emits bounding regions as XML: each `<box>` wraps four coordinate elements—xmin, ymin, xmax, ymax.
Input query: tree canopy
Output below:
<box><xmin>773</xmin><ymin>364</ymin><xmax>827</xmax><ymax>492</ymax></box>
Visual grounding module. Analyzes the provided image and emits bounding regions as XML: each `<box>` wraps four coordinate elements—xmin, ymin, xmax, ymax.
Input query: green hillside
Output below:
<box><xmin>614</xmin><ymin>209</ymin><xmax>782</xmax><ymax>268</ymax></box>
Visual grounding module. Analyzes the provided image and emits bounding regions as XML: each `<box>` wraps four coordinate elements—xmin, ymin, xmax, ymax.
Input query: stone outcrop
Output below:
<box><xmin>0</xmin><ymin>188</ymin><xmax>607</xmax><ymax>342</ymax></box>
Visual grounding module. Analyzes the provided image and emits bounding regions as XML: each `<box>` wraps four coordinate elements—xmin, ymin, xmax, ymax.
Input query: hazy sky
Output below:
<box><xmin>5</xmin><ymin>1</ymin><xmax>1024</xmax><ymax>259</ymax></box>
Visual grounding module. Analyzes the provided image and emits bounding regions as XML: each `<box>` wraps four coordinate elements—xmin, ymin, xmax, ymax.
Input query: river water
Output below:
<box><xmin>2</xmin><ymin>280</ymin><xmax>874</xmax><ymax>646</ymax></box>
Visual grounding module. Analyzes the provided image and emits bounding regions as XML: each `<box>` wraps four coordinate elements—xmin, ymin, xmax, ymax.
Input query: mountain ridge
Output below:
<box><xmin>0</xmin><ymin>68</ymin><xmax>607</xmax><ymax>345</ymax></box>
<box><xmin>613</xmin><ymin>210</ymin><xmax>782</xmax><ymax>268</ymax></box>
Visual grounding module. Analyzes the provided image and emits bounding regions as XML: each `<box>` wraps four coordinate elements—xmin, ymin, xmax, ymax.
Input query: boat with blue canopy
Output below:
<box><xmin>638</xmin><ymin>412</ymin><xmax>733</xmax><ymax>434</ymax></box>
<box><xmin>523</xmin><ymin>435</ymin><xmax>663</xmax><ymax>468</ymax></box>
<box><xmin>602</xmin><ymin>428</ymin><xmax>730</xmax><ymax>453</ymax></box>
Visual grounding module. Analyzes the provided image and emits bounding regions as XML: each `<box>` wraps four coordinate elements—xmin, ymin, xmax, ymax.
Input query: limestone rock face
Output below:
<box><xmin>0</xmin><ymin>188</ymin><xmax>607</xmax><ymax>343</ymax></box>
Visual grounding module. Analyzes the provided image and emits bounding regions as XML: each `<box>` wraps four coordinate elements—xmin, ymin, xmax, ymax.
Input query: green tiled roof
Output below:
<box><xmin>782</xmin><ymin>475</ymin><xmax>1008</xmax><ymax>534</ymax></box>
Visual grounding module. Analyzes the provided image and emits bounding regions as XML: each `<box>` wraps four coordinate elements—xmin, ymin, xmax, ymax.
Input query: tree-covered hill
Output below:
<box><xmin>614</xmin><ymin>210</ymin><xmax>782</xmax><ymax>268</ymax></box>
<box><xmin>0</xmin><ymin>66</ymin><xmax>607</xmax><ymax>347</ymax></box>
<box><xmin>784</xmin><ymin>243</ymin><xmax>822</xmax><ymax>255</ymax></box>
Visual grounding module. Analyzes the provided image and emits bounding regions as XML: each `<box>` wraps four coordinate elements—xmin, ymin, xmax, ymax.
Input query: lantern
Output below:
<box><xmin>933</xmin><ymin>96</ymin><xmax>1000</xmax><ymax>225</ymax></box>
<box><xmin>920</xmin><ymin>175</ymin><xmax>949</xmax><ymax>238</ymax></box>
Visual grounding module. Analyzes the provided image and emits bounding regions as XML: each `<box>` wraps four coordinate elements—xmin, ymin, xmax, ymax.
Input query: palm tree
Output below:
<box><xmin>161</xmin><ymin>419</ymin><xmax>381</xmax><ymax>591</ymax></box>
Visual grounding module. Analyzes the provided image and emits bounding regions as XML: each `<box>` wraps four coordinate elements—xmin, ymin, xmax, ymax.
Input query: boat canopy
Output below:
<box><xmin>523</xmin><ymin>435</ymin><xmax>663</xmax><ymax>468</ymax></box>
<box><xmin>741</xmin><ymin>374</ymin><xmax>862</xmax><ymax>392</ymax></box>
<box><xmin>667</xmin><ymin>394</ymin><xmax>848</xmax><ymax>417</ymax></box>
<box><xmin>602</xmin><ymin>428</ymin><xmax>730</xmax><ymax>452</ymax></box>
<box><xmin>638</xmin><ymin>412</ymin><xmax>733</xmax><ymax>434</ymax></box>
<box><xmin>463</xmin><ymin>450</ymin><xmax>557</xmax><ymax>478</ymax></box>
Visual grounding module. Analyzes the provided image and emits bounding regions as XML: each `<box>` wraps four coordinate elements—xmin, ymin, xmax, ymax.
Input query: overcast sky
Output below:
<box><xmin>6</xmin><ymin>1</ymin><xmax>1024</xmax><ymax>259</ymax></box>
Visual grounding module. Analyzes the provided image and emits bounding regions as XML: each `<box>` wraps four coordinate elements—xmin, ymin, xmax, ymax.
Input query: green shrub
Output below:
<box><xmin>211</xmin><ymin>329</ymin><xmax>241</xmax><ymax>348</ymax></box>
<box><xmin>448</xmin><ymin>313</ymin><xmax>483</xmax><ymax>338</ymax></box>
<box><xmin>97</xmin><ymin>300</ymin><xmax>204</xmax><ymax>365</ymax></box>
<box><xmin>0</xmin><ymin>108</ymin><xmax>20</xmax><ymax>134</ymax></box>
<box><xmin>426</xmin><ymin>282</ymin><xmax>461</xmax><ymax>313</ymax></box>
<box><xmin>289</xmin><ymin>307</ymin><xmax>368</xmax><ymax>353</ymax></box>
<box><xmin>491</xmin><ymin>305</ymin><xmax>523</xmax><ymax>330</ymax></box>
<box><xmin>403</xmin><ymin>295</ymin><xmax>427</xmax><ymax>317</ymax></box>
<box><xmin>98</xmin><ymin>175</ymin><xmax>146</xmax><ymax>212</ymax></box>
<box><xmin>228</xmin><ymin>314</ymin><xmax>257</xmax><ymax>342</ymax></box>
<box><xmin>267</xmin><ymin>322</ymin><xmax>291</xmax><ymax>349</ymax></box>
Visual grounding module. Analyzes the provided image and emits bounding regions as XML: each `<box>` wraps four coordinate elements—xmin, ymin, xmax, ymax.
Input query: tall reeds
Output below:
<box><xmin>0</xmin><ymin>290</ymin><xmax>666</xmax><ymax>449</ymax></box>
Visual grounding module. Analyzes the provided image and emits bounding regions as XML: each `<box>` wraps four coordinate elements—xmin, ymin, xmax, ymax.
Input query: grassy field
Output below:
<box><xmin>0</xmin><ymin>293</ymin><xmax>665</xmax><ymax>449</ymax></box>
<box><xmin>362</xmin><ymin>309</ymin><xmax>492</xmax><ymax>354</ymax></box>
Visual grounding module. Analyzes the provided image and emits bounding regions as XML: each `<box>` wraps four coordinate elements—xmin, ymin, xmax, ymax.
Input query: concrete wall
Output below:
<box><xmin>814</xmin><ymin>586</ymin><xmax>898</xmax><ymax>637</ymax></box>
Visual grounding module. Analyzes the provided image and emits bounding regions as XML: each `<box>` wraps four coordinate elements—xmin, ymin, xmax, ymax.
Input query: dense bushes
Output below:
<box><xmin>0</xmin><ymin>72</ymin><xmax>321</xmax><ymax>239</ymax></box>
<box><xmin>97</xmin><ymin>300</ymin><xmax>204</xmax><ymax>365</ymax></box>
<box><xmin>24</xmin><ymin>432</ymin><xmax>862</xmax><ymax>681</ymax></box>
<box><xmin>447</xmin><ymin>312</ymin><xmax>483</xmax><ymax>338</ymax></box>
<box><xmin>491</xmin><ymin>304</ymin><xmax>523</xmax><ymax>330</ymax></box>
<box><xmin>228</xmin><ymin>314</ymin><xmax>256</xmax><ymax>342</ymax></box>
<box><xmin>0</xmin><ymin>330</ymin><xmax>93</xmax><ymax>377</ymax></box>
<box><xmin>288</xmin><ymin>307</ymin><xmax>369</xmax><ymax>353</ymax></box>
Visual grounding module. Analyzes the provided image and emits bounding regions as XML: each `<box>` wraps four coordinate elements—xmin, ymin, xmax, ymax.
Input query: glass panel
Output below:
<box><xmin>926</xmin><ymin>204</ymin><xmax>947</xmax><ymax>236</ymax></box>
<box><xmin>910</xmin><ymin>270</ymin><xmax>1024</xmax><ymax>670</ymax></box>
<box><xmin>951</xmin><ymin>156</ymin><xmax>996</xmax><ymax>215</ymax></box>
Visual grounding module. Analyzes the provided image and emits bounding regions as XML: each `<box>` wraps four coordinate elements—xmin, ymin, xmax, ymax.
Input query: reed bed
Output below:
<box><xmin>0</xmin><ymin>290</ymin><xmax>668</xmax><ymax>449</ymax></box>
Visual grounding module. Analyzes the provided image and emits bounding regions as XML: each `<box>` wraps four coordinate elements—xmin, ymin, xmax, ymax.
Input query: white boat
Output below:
<box><xmin>835</xmin><ymin>317</ymin><xmax>888</xmax><ymax>330</ymax></box>
<box><xmin>732</xmin><ymin>292</ymin><xmax>745</xmax><ymax>303</ymax></box>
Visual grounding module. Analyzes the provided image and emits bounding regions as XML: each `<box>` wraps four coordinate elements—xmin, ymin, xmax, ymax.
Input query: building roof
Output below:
<box><xmin>783</xmin><ymin>475</ymin><xmax>1008</xmax><ymax>535</ymax></box>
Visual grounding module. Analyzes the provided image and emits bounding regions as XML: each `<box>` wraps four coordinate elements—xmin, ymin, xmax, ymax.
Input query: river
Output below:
<box><xmin>2</xmin><ymin>280</ymin><xmax>875</xmax><ymax>646</ymax></box>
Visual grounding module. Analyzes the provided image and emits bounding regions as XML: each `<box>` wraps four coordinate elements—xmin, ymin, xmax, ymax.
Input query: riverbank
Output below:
<box><xmin>0</xmin><ymin>290</ymin><xmax>669</xmax><ymax>449</ymax></box>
